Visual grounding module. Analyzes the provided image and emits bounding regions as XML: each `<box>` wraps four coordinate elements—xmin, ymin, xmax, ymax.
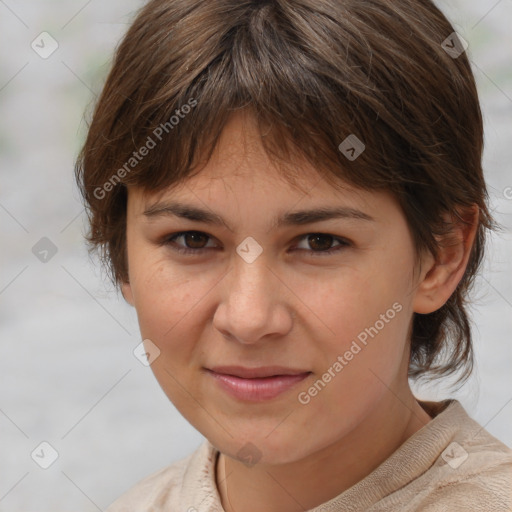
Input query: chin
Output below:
<box><xmin>207</xmin><ymin>429</ymin><xmax>312</xmax><ymax>467</ymax></box>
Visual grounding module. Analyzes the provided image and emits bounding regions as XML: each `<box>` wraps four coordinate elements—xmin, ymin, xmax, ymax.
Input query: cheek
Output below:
<box><xmin>129</xmin><ymin>260</ymin><xmax>216</xmax><ymax>409</ymax></box>
<box><xmin>297</xmin><ymin>251</ymin><xmax>414</xmax><ymax>400</ymax></box>
<box><xmin>303</xmin><ymin>259</ymin><xmax>410</xmax><ymax>347</ymax></box>
<box><xmin>130</xmin><ymin>256</ymin><xmax>211</xmax><ymax>344</ymax></box>
<box><xmin>294</xmin><ymin>298</ymin><xmax>411</xmax><ymax>439</ymax></box>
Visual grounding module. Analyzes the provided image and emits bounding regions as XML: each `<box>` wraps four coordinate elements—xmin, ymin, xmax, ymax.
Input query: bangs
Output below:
<box><xmin>94</xmin><ymin>1</ymin><xmax>434</xmax><ymax>199</ymax></box>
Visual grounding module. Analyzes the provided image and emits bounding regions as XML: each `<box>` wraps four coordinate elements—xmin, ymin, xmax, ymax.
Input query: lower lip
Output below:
<box><xmin>206</xmin><ymin>370</ymin><xmax>311</xmax><ymax>402</ymax></box>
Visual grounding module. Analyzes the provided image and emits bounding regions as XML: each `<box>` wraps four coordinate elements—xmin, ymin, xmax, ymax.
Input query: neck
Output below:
<box><xmin>216</xmin><ymin>390</ymin><xmax>432</xmax><ymax>512</ymax></box>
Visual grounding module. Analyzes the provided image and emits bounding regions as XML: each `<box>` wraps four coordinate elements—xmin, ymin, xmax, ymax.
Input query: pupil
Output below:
<box><xmin>309</xmin><ymin>234</ymin><xmax>332</xmax><ymax>251</ymax></box>
<box><xmin>186</xmin><ymin>232</ymin><xmax>206</xmax><ymax>248</ymax></box>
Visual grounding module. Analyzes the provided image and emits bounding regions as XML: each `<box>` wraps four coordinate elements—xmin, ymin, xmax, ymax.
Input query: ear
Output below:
<box><xmin>413</xmin><ymin>205</ymin><xmax>479</xmax><ymax>314</ymax></box>
<box><xmin>121</xmin><ymin>280</ymin><xmax>135</xmax><ymax>306</ymax></box>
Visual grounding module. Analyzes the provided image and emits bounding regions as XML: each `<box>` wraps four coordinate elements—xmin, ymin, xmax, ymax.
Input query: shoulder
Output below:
<box><xmin>411</xmin><ymin>400</ymin><xmax>512</xmax><ymax>511</ymax></box>
<box><xmin>423</xmin><ymin>450</ymin><xmax>512</xmax><ymax>511</ymax></box>
<box><xmin>104</xmin><ymin>440</ymin><xmax>220</xmax><ymax>511</ymax></box>
<box><xmin>368</xmin><ymin>400</ymin><xmax>512</xmax><ymax>511</ymax></box>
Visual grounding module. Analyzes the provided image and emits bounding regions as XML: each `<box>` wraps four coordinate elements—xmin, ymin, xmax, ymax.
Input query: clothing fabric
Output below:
<box><xmin>105</xmin><ymin>400</ymin><xmax>512</xmax><ymax>511</ymax></box>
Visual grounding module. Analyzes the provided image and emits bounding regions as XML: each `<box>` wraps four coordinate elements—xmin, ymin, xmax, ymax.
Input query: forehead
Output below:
<box><xmin>135</xmin><ymin>111</ymin><xmax>365</xmax><ymax>202</ymax></box>
<box><xmin>127</xmin><ymin>111</ymin><xmax>401</xmax><ymax>230</ymax></box>
<box><xmin>183</xmin><ymin>110</ymin><xmax>326</xmax><ymax>194</ymax></box>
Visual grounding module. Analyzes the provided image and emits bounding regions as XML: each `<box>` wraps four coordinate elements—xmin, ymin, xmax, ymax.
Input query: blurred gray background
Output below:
<box><xmin>0</xmin><ymin>1</ymin><xmax>511</xmax><ymax>510</ymax></box>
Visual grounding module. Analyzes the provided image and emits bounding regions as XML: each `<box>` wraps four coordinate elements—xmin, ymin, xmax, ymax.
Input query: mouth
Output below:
<box><xmin>205</xmin><ymin>366</ymin><xmax>312</xmax><ymax>402</ymax></box>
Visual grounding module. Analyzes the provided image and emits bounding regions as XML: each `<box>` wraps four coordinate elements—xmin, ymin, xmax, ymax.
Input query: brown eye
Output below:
<box><xmin>294</xmin><ymin>233</ymin><xmax>350</xmax><ymax>256</ymax></box>
<box><xmin>163</xmin><ymin>231</ymin><xmax>218</xmax><ymax>254</ymax></box>
<box><xmin>181</xmin><ymin>231</ymin><xmax>209</xmax><ymax>249</ymax></box>
<box><xmin>307</xmin><ymin>234</ymin><xmax>334</xmax><ymax>251</ymax></box>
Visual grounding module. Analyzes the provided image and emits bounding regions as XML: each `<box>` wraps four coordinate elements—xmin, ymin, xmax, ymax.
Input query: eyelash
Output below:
<box><xmin>160</xmin><ymin>231</ymin><xmax>351</xmax><ymax>257</ymax></box>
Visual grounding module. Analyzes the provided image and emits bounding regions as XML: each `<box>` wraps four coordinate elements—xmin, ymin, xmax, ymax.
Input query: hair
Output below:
<box><xmin>75</xmin><ymin>0</ymin><xmax>495</xmax><ymax>385</ymax></box>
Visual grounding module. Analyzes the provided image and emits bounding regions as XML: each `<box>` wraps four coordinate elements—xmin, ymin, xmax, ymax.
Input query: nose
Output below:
<box><xmin>212</xmin><ymin>253</ymin><xmax>294</xmax><ymax>345</ymax></box>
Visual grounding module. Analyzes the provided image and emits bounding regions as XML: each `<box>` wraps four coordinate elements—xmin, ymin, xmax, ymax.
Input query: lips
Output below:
<box><xmin>205</xmin><ymin>366</ymin><xmax>311</xmax><ymax>401</ymax></box>
<box><xmin>208</xmin><ymin>365</ymin><xmax>310</xmax><ymax>378</ymax></box>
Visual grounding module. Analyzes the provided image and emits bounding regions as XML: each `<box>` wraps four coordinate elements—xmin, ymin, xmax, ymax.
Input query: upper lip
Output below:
<box><xmin>207</xmin><ymin>366</ymin><xmax>311</xmax><ymax>379</ymax></box>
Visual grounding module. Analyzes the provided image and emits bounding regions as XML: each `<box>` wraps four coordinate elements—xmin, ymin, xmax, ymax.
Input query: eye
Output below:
<box><xmin>293</xmin><ymin>233</ymin><xmax>350</xmax><ymax>256</ymax></box>
<box><xmin>162</xmin><ymin>231</ymin><xmax>219</xmax><ymax>255</ymax></box>
<box><xmin>162</xmin><ymin>231</ymin><xmax>350</xmax><ymax>257</ymax></box>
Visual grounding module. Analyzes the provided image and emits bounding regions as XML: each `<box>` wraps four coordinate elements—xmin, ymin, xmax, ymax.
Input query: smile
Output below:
<box><xmin>205</xmin><ymin>366</ymin><xmax>311</xmax><ymax>402</ymax></box>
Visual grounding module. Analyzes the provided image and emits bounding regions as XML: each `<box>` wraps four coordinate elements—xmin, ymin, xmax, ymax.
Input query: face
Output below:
<box><xmin>122</xmin><ymin>111</ymin><xmax>428</xmax><ymax>465</ymax></box>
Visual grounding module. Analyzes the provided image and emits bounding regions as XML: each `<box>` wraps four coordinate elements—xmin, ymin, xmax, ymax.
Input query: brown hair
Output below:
<box><xmin>75</xmin><ymin>0</ymin><xmax>495</xmax><ymax>385</ymax></box>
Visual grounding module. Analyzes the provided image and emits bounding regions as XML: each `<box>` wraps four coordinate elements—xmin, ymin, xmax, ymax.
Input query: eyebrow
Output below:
<box><xmin>142</xmin><ymin>201</ymin><xmax>375</xmax><ymax>231</ymax></box>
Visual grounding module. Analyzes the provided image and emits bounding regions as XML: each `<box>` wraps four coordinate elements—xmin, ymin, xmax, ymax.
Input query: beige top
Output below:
<box><xmin>105</xmin><ymin>400</ymin><xmax>512</xmax><ymax>511</ymax></box>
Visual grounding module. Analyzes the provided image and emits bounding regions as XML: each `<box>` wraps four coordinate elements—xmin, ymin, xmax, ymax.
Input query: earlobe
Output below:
<box><xmin>413</xmin><ymin>206</ymin><xmax>479</xmax><ymax>315</ymax></box>
<box><xmin>121</xmin><ymin>281</ymin><xmax>135</xmax><ymax>306</ymax></box>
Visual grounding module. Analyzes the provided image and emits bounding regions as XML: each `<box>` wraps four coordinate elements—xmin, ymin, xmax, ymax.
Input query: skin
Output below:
<box><xmin>122</xmin><ymin>110</ymin><xmax>478</xmax><ymax>511</ymax></box>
